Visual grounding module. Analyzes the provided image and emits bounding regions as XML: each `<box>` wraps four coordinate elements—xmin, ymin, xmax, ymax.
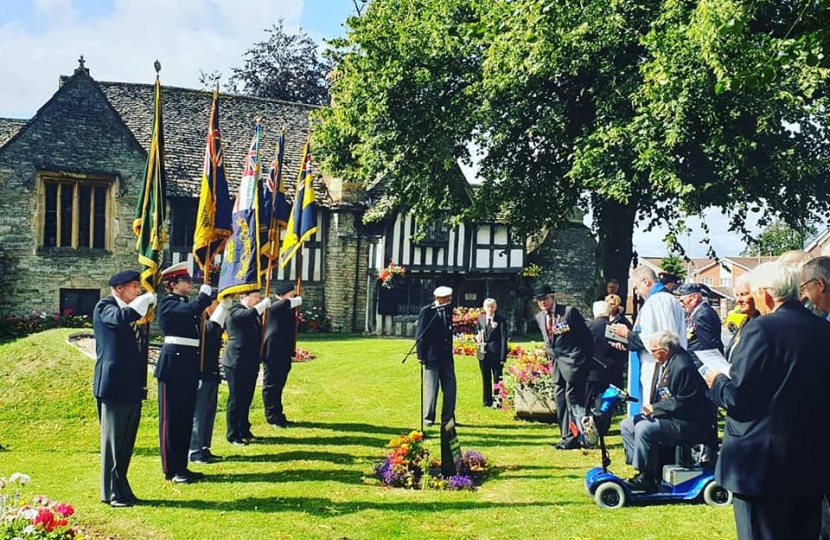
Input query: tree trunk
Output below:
<box><xmin>593</xmin><ymin>197</ymin><xmax>638</xmax><ymax>309</ymax></box>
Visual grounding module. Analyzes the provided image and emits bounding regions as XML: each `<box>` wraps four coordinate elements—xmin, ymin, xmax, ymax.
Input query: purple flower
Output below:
<box><xmin>447</xmin><ymin>475</ymin><xmax>475</xmax><ymax>490</ymax></box>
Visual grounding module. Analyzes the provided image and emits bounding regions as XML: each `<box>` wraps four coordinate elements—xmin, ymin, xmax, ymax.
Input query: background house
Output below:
<box><xmin>0</xmin><ymin>60</ymin><xmax>597</xmax><ymax>334</ymax></box>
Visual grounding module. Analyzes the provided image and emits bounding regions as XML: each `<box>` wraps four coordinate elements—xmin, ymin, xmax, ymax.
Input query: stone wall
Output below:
<box><xmin>0</xmin><ymin>72</ymin><xmax>148</xmax><ymax>315</ymax></box>
<box><xmin>323</xmin><ymin>209</ymin><xmax>369</xmax><ymax>332</ymax></box>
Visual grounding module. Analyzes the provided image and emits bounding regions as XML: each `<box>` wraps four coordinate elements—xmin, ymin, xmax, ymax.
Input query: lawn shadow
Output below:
<box><xmin>202</xmin><ymin>467</ymin><xmax>363</xmax><ymax>485</ymax></box>
<box><xmin>219</xmin><ymin>450</ymin><xmax>372</xmax><ymax>464</ymax></box>
<box><xmin>143</xmin><ymin>496</ymin><xmax>571</xmax><ymax>514</ymax></box>
<box><xmin>293</xmin><ymin>421</ymin><xmax>409</xmax><ymax>435</ymax></box>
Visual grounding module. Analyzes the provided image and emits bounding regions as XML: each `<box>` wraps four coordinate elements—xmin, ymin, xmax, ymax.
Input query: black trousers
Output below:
<box><xmin>224</xmin><ymin>364</ymin><xmax>259</xmax><ymax>441</ymax></box>
<box><xmin>190</xmin><ymin>378</ymin><xmax>219</xmax><ymax>458</ymax></box>
<box><xmin>478</xmin><ymin>358</ymin><xmax>503</xmax><ymax>406</ymax></box>
<box><xmin>553</xmin><ymin>364</ymin><xmax>586</xmax><ymax>444</ymax></box>
<box><xmin>158</xmin><ymin>380</ymin><xmax>197</xmax><ymax>477</ymax></box>
<box><xmin>733</xmin><ymin>493</ymin><xmax>821</xmax><ymax>540</ymax></box>
<box><xmin>262</xmin><ymin>357</ymin><xmax>292</xmax><ymax>424</ymax></box>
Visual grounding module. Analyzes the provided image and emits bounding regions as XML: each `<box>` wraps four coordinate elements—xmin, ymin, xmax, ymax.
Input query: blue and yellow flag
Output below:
<box><xmin>280</xmin><ymin>140</ymin><xmax>318</xmax><ymax>268</ymax></box>
<box><xmin>259</xmin><ymin>131</ymin><xmax>290</xmax><ymax>274</ymax></box>
<box><xmin>132</xmin><ymin>67</ymin><xmax>167</xmax><ymax>323</ymax></box>
<box><xmin>192</xmin><ymin>88</ymin><xmax>232</xmax><ymax>271</ymax></box>
<box><xmin>218</xmin><ymin>124</ymin><xmax>263</xmax><ymax>299</ymax></box>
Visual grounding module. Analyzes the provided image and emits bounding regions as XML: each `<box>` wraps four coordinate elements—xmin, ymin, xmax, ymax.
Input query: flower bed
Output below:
<box><xmin>0</xmin><ymin>309</ymin><xmax>91</xmax><ymax>342</ymax></box>
<box><xmin>367</xmin><ymin>431</ymin><xmax>489</xmax><ymax>490</ymax></box>
<box><xmin>1</xmin><ymin>473</ymin><xmax>85</xmax><ymax>540</ymax></box>
<box><xmin>451</xmin><ymin>307</ymin><xmax>481</xmax><ymax>335</ymax></box>
<box><xmin>494</xmin><ymin>346</ymin><xmax>556</xmax><ymax>417</ymax></box>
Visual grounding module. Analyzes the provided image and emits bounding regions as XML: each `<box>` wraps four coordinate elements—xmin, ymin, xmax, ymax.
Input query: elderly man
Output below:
<box><xmin>676</xmin><ymin>283</ymin><xmax>723</xmax><ymax>355</ymax></box>
<box><xmin>658</xmin><ymin>272</ymin><xmax>681</xmax><ymax>293</ymax></box>
<box><xmin>611</xmin><ymin>266</ymin><xmax>686</xmax><ymax>415</ymax></box>
<box><xmin>154</xmin><ymin>262</ymin><xmax>213</xmax><ymax>483</ymax></box>
<box><xmin>534</xmin><ymin>284</ymin><xmax>592</xmax><ymax>450</ymax></box>
<box><xmin>222</xmin><ymin>290</ymin><xmax>271</xmax><ymax>446</ymax></box>
<box><xmin>475</xmin><ymin>298</ymin><xmax>508</xmax><ymax>408</ymax></box>
<box><xmin>262</xmin><ymin>283</ymin><xmax>303</xmax><ymax>428</ymax></box>
<box><xmin>417</xmin><ymin>286</ymin><xmax>456</xmax><ymax>427</ymax></box>
<box><xmin>620</xmin><ymin>330</ymin><xmax>712</xmax><ymax>493</ymax></box>
<box><xmin>585</xmin><ymin>300</ymin><xmax>621</xmax><ymax>409</ymax></box>
<box><xmin>705</xmin><ymin>262</ymin><xmax>830</xmax><ymax>540</ymax></box>
<box><xmin>92</xmin><ymin>270</ymin><xmax>156</xmax><ymax>507</ymax></box>
<box><xmin>724</xmin><ymin>274</ymin><xmax>760</xmax><ymax>362</ymax></box>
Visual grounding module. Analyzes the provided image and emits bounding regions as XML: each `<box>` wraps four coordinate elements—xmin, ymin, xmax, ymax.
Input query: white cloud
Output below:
<box><xmin>0</xmin><ymin>0</ymin><xmax>305</xmax><ymax>118</ymax></box>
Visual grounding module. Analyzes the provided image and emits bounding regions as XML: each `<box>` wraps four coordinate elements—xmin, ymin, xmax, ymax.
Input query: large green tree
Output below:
<box><xmin>314</xmin><ymin>0</ymin><xmax>830</xmax><ymax>300</ymax></box>
<box><xmin>740</xmin><ymin>219</ymin><xmax>817</xmax><ymax>256</ymax></box>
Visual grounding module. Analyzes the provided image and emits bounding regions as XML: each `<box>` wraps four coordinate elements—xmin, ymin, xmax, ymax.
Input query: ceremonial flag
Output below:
<box><xmin>259</xmin><ymin>131</ymin><xmax>290</xmax><ymax>274</ymax></box>
<box><xmin>280</xmin><ymin>140</ymin><xmax>318</xmax><ymax>268</ymax></box>
<box><xmin>132</xmin><ymin>66</ymin><xmax>167</xmax><ymax>323</ymax></box>
<box><xmin>192</xmin><ymin>88</ymin><xmax>232</xmax><ymax>271</ymax></box>
<box><xmin>218</xmin><ymin>124</ymin><xmax>263</xmax><ymax>299</ymax></box>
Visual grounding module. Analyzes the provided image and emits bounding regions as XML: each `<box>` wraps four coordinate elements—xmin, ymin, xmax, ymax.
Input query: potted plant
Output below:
<box><xmin>495</xmin><ymin>346</ymin><xmax>557</xmax><ymax>419</ymax></box>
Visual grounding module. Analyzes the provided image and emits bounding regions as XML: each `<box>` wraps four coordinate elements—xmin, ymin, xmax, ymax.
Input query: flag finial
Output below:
<box><xmin>154</xmin><ymin>60</ymin><xmax>162</xmax><ymax>74</ymax></box>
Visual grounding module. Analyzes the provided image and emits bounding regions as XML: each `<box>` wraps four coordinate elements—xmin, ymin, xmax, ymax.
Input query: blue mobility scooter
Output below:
<box><xmin>584</xmin><ymin>385</ymin><xmax>732</xmax><ymax>509</ymax></box>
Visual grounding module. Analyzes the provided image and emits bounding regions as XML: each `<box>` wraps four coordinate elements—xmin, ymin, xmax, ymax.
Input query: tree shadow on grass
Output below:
<box><xmin>219</xmin><ymin>450</ymin><xmax>373</xmax><ymax>464</ymax></box>
<box><xmin>141</xmin><ymin>496</ymin><xmax>571</xmax><ymax>514</ymax></box>
<box><xmin>202</xmin><ymin>468</ymin><xmax>364</xmax><ymax>485</ymax></box>
<box><xmin>252</xmin><ymin>434</ymin><xmax>394</xmax><ymax>447</ymax></box>
<box><xmin>292</xmin><ymin>421</ymin><xmax>411</xmax><ymax>435</ymax></box>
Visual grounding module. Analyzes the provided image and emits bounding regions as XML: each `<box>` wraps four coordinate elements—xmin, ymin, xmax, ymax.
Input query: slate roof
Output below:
<box><xmin>81</xmin><ymin>74</ymin><xmax>331</xmax><ymax>203</ymax></box>
<box><xmin>0</xmin><ymin>118</ymin><xmax>26</xmax><ymax>147</ymax></box>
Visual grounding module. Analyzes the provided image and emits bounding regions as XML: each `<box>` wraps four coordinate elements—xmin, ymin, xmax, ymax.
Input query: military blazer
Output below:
<box><xmin>221</xmin><ymin>303</ymin><xmax>263</xmax><ymax>371</ymax></box>
<box><xmin>154</xmin><ymin>291</ymin><xmax>212</xmax><ymax>384</ymax></box>
<box><xmin>92</xmin><ymin>295</ymin><xmax>147</xmax><ymax>401</ymax></box>
<box><xmin>535</xmin><ymin>303</ymin><xmax>593</xmax><ymax>384</ymax></box>
<box><xmin>476</xmin><ymin>313</ymin><xmax>508</xmax><ymax>364</ymax></box>
<box><xmin>712</xmin><ymin>300</ymin><xmax>830</xmax><ymax>497</ymax></box>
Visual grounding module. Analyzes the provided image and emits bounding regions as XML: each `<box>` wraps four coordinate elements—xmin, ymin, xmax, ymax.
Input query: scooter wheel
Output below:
<box><xmin>594</xmin><ymin>482</ymin><xmax>627</xmax><ymax>509</ymax></box>
<box><xmin>703</xmin><ymin>481</ymin><xmax>733</xmax><ymax>507</ymax></box>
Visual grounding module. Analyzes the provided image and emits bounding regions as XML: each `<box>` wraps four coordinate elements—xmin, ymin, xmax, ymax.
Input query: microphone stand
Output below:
<box><xmin>401</xmin><ymin>305</ymin><xmax>445</xmax><ymax>435</ymax></box>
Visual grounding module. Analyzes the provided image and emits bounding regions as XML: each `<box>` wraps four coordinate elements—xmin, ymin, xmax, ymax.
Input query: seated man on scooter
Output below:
<box><xmin>620</xmin><ymin>330</ymin><xmax>713</xmax><ymax>492</ymax></box>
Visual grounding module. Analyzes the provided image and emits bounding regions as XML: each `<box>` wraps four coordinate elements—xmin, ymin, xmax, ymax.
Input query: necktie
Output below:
<box><xmin>650</xmin><ymin>363</ymin><xmax>663</xmax><ymax>405</ymax></box>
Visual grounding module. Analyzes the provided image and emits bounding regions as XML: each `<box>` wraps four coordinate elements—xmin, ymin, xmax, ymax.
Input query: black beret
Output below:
<box><xmin>675</xmin><ymin>283</ymin><xmax>703</xmax><ymax>296</ymax></box>
<box><xmin>659</xmin><ymin>272</ymin><xmax>680</xmax><ymax>284</ymax></box>
<box><xmin>108</xmin><ymin>270</ymin><xmax>140</xmax><ymax>287</ymax></box>
<box><xmin>532</xmin><ymin>284</ymin><xmax>554</xmax><ymax>298</ymax></box>
<box><xmin>275</xmin><ymin>282</ymin><xmax>295</xmax><ymax>296</ymax></box>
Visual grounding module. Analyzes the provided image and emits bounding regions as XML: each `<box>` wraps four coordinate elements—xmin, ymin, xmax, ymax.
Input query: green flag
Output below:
<box><xmin>132</xmin><ymin>66</ymin><xmax>167</xmax><ymax>322</ymax></box>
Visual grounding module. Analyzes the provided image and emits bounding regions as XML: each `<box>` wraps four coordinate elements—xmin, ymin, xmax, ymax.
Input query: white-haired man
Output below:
<box><xmin>610</xmin><ymin>266</ymin><xmax>686</xmax><ymax>414</ymax></box>
<box><xmin>417</xmin><ymin>286</ymin><xmax>456</xmax><ymax>427</ymax></box>
<box><xmin>705</xmin><ymin>262</ymin><xmax>830</xmax><ymax>540</ymax></box>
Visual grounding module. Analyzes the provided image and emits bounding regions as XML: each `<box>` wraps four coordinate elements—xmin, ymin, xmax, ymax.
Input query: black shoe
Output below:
<box><xmin>626</xmin><ymin>473</ymin><xmax>659</xmax><ymax>493</ymax></box>
<box><xmin>183</xmin><ymin>469</ymin><xmax>204</xmax><ymax>480</ymax></box>
<box><xmin>553</xmin><ymin>439</ymin><xmax>582</xmax><ymax>450</ymax></box>
<box><xmin>229</xmin><ymin>438</ymin><xmax>248</xmax><ymax>446</ymax></box>
<box><xmin>169</xmin><ymin>474</ymin><xmax>192</xmax><ymax>484</ymax></box>
<box><xmin>109</xmin><ymin>499</ymin><xmax>133</xmax><ymax>508</ymax></box>
<box><xmin>243</xmin><ymin>432</ymin><xmax>257</xmax><ymax>442</ymax></box>
<box><xmin>424</xmin><ymin>420</ymin><xmax>435</xmax><ymax>427</ymax></box>
<box><xmin>190</xmin><ymin>455</ymin><xmax>212</xmax><ymax>465</ymax></box>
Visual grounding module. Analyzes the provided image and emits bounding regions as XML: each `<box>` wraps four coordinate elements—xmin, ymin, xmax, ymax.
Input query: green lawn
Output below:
<box><xmin>0</xmin><ymin>329</ymin><xmax>736</xmax><ymax>540</ymax></box>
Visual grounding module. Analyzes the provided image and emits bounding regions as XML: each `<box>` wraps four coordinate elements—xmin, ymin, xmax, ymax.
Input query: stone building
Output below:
<box><xmin>0</xmin><ymin>60</ymin><xmax>597</xmax><ymax>334</ymax></box>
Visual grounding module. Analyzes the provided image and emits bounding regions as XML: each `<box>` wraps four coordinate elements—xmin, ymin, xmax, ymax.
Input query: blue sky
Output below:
<box><xmin>0</xmin><ymin>0</ymin><xmax>356</xmax><ymax>118</ymax></box>
<box><xmin>0</xmin><ymin>0</ymin><xmax>765</xmax><ymax>257</ymax></box>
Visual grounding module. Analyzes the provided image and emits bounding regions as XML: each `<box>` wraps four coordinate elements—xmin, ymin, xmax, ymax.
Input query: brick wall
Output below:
<box><xmin>323</xmin><ymin>209</ymin><xmax>369</xmax><ymax>332</ymax></box>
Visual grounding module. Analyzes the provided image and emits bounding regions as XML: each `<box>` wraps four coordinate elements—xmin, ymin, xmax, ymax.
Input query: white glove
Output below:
<box><xmin>220</xmin><ymin>297</ymin><xmax>232</xmax><ymax>309</ymax></box>
<box><xmin>254</xmin><ymin>297</ymin><xmax>272</xmax><ymax>315</ymax></box>
<box><xmin>289</xmin><ymin>296</ymin><xmax>303</xmax><ymax>309</ymax></box>
<box><xmin>199</xmin><ymin>284</ymin><xmax>213</xmax><ymax>296</ymax></box>
<box><xmin>128</xmin><ymin>292</ymin><xmax>157</xmax><ymax>317</ymax></box>
<box><xmin>197</xmin><ymin>380</ymin><xmax>204</xmax><ymax>391</ymax></box>
<box><xmin>210</xmin><ymin>303</ymin><xmax>229</xmax><ymax>327</ymax></box>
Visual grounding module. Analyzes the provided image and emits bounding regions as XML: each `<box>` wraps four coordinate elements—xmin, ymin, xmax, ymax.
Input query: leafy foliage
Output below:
<box><xmin>660</xmin><ymin>255</ymin><xmax>687</xmax><ymax>281</ymax></box>
<box><xmin>204</xmin><ymin>19</ymin><xmax>332</xmax><ymax>105</ymax></box>
<box><xmin>740</xmin><ymin>219</ymin><xmax>817</xmax><ymax>256</ymax></box>
<box><xmin>315</xmin><ymin>0</ymin><xmax>830</xmax><ymax>299</ymax></box>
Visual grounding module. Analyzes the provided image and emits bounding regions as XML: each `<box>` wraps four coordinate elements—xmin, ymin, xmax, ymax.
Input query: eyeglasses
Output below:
<box><xmin>800</xmin><ymin>278</ymin><xmax>818</xmax><ymax>292</ymax></box>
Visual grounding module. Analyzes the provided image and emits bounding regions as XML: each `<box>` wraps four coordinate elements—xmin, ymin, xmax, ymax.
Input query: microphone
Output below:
<box><xmin>430</xmin><ymin>303</ymin><xmax>451</xmax><ymax>310</ymax></box>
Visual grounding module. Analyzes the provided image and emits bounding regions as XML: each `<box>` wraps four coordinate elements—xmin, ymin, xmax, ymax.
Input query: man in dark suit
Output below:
<box><xmin>154</xmin><ymin>262</ymin><xmax>213</xmax><ymax>483</ymax></box>
<box><xmin>262</xmin><ymin>283</ymin><xmax>303</xmax><ymax>428</ymax></box>
<box><xmin>92</xmin><ymin>270</ymin><xmax>156</xmax><ymax>508</ymax></box>
<box><xmin>705</xmin><ymin>262</ymin><xmax>830</xmax><ymax>540</ymax></box>
<box><xmin>676</xmin><ymin>283</ymin><xmax>723</xmax><ymax>355</ymax></box>
<box><xmin>620</xmin><ymin>330</ymin><xmax>713</xmax><ymax>492</ymax></box>
<box><xmin>585</xmin><ymin>301</ymin><xmax>621</xmax><ymax>410</ymax></box>
<box><xmin>189</xmin><ymin>299</ymin><xmax>228</xmax><ymax>465</ymax></box>
<box><xmin>475</xmin><ymin>298</ymin><xmax>508</xmax><ymax>407</ymax></box>
<box><xmin>533</xmin><ymin>284</ymin><xmax>593</xmax><ymax>449</ymax></box>
<box><xmin>222</xmin><ymin>290</ymin><xmax>271</xmax><ymax>445</ymax></box>
<box><xmin>417</xmin><ymin>286</ymin><xmax>456</xmax><ymax>427</ymax></box>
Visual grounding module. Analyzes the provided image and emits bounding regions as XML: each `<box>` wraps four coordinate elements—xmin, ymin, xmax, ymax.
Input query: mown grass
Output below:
<box><xmin>0</xmin><ymin>329</ymin><xmax>736</xmax><ymax>540</ymax></box>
